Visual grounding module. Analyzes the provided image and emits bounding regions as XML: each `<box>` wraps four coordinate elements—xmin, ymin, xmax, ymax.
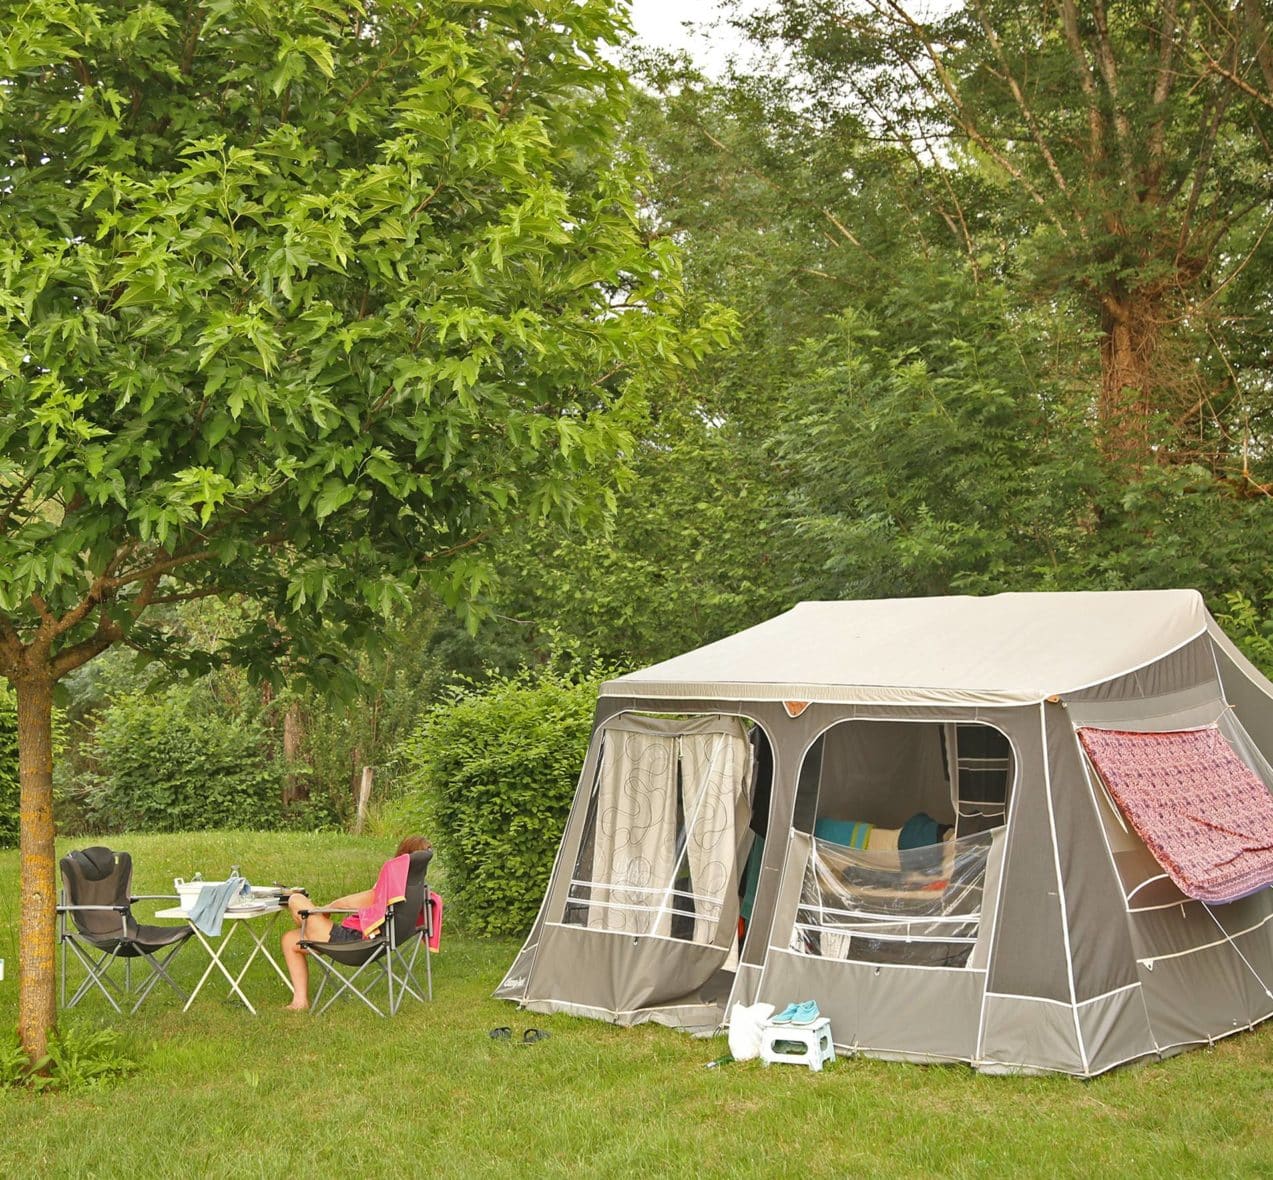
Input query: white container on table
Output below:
<box><xmin>174</xmin><ymin>878</ymin><xmax>227</xmax><ymax>914</ymax></box>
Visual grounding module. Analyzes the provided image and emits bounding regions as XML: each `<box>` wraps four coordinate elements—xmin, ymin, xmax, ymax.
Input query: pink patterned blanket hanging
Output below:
<box><xmin>1077</xmin><ymin>726</ymin><xmax>1273</xmax><ymax>904</ymax></box>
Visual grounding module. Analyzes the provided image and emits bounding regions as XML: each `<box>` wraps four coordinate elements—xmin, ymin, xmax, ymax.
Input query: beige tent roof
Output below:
<box><xmin>601</xmin><ymin>589</ymin><xmax>1212</xmax><ymax>706</ymax></box>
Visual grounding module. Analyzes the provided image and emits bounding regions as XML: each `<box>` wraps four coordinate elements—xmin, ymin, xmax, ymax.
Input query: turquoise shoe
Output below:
<box><xmin>790</xmin><ymin>1001</ymin><xmax>821</xmax><ymax>1025</ymax></box>
<box><xmin>770</xmin><ymin>1002</ymin><xmax>800</xmax><ymax>1025</ymax></box>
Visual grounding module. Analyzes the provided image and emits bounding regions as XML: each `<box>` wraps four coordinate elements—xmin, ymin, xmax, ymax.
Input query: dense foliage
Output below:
<box><xmin>396</xmin><ymin>668</ymin><xmax>598</xmax><ymax>935</ymax></box>
<box><xmin>68</xmin><ymin>686</ymin><xmax>301</xmax><ymax>833</ymax></box>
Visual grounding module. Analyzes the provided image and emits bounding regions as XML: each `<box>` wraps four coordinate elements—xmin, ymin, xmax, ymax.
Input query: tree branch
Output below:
<box><xmin>1059</xmin><ymin>0</ymin><xmax>1106</xmax><ymax>161</ymax></box>
<box><xmin>0</xmin><ymin>471</ymin><xmax>38</xmax><ymax>535</ymax></box>
<box><xmin>1089</xmin><ymin>0</ymin><xmax>1137</xmax><ymax>188</ymax></box>
<box><xmin>863</xmin><ymin>0</ymin><xmax>1071</xmax><ymax>240</ymax></box>
<box><xmin>971</xmin><ymin>0</ymin><xmax>1086</xmax><ymax>235</ymax></box>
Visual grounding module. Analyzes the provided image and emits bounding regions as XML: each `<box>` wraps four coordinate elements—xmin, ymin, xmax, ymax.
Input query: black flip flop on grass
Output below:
<box><xmin>488</xmin><ymin>1026</ymin><xmax>512</xmax><ymax>1040</ymax></box>
<box><xmin>518</xmin><ymin>1028</ymin><xmax>550</xmax><ymax>1044</ymax></box>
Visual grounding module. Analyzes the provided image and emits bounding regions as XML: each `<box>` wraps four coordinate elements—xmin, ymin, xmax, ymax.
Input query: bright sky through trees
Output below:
<box><xmin>627</xmin><ymin>0</ymin><xmax>749</xmax><ymax>72</ymax></box>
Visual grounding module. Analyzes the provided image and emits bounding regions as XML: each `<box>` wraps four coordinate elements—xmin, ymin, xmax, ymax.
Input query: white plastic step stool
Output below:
<box><xmin>759</xmin><ymin>1016</ymin><xmax>835</xmax><ymax>1072</ymax></box>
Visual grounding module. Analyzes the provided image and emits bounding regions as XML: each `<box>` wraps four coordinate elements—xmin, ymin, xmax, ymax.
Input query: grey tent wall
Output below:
<box><xmin>1063</xmin><ymin>635</ymin><xmax>1273</xmax><ymax>1067</ymax></box>
<box><xmin>1042</xmin><ymin>700</ymin><xmax>1154</xmax><ymax>1074</ymax></box>
<box><xmin>1208</xmin><ymin>621</ymin><xmax>1273</xmax><ymax>763</ymax></box>
<box><xmin>511</xmin><ymin>696</ymin><xmax>778</xmax><ymax>1028</ymax></box>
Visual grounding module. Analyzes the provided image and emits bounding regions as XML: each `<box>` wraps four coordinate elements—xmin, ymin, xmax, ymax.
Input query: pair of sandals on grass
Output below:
<box><xmin>488</xmin><ymin>1025</ymin><xmax>550</xmax><ymax>1044</ymax></box>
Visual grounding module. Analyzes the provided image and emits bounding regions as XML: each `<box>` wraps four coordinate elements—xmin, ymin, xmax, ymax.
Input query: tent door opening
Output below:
<box><xmin>561</xmin><ymin>713</ymin><xmax>756</xmax><ymax>1002</ymax></box>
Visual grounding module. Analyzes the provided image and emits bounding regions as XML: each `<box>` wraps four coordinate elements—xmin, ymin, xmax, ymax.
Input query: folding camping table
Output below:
<box><xmin>154</xmin><ymin>901</ymin><xmax>291</xmax><ymax>1016</ymax></box>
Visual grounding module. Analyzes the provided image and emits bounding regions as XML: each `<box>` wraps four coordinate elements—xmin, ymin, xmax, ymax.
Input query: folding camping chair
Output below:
<box><xmin>298</xmin><ymin>849</ymin><xmax>434</xmax><ymax>1017</ymax></box>
<box><xmin>58</xmin><ymin>846</ymin><xmax>194</xmax><ymax>1014</ymax></box>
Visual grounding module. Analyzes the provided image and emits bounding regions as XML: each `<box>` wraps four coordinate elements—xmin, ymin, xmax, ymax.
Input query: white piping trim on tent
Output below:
<box><xmin>1125</xmin><ymin>874</ymin><xmax>1171</xmax><ymax>901</ymax></box>
<box><xmin>1067</xmin><ymin>715</ymin><xmax>1163</xmax><ymax>1056</ymax></box>
<box><xmin>505</xmin><ymin>727</ymin><xmax>610</xmax><ymax>1002</ymax></box>
<box><xmin>1139</xmin><ymin>911</ymin><xmax>1273</xmax><ymax>965</ymax></box>
<box><xmin>1128</xmin><ymin>1015</ymin><xmax>1273</xmax><ymax>1063</ymax></box>
<box><xmin>1039</xmin><ymin>703</ymin><xmax>1090</xmax><ymax>1075</ymax></box>
<box><xmin>570</xmin><ymin>880</ymin><xmax>728</xmax><ymax>908</ymax></box>
<box><xmin>983</xmin><ymin>981</ymin><xmax>1141</xmax><ymax>1009</ymax></box>
<box><xmin>974</xmin><ymin>737</ymin><xmax>1021</xmax><ymax>1067</ymax></box>
<box><xmin>1076</xmin><ymin>743</ymin><xmax>1130</xmax><ymax>835</ymax></box>
<box><xmin>798</xmin><ymin>906</ymin><xmax>979</xmax><ymax>926</ymax></box>
<box><xmin>1128</xmin><ymin>899</ymin><xmax>1195</xmax><ymax>914</ymax></box>
<box><xmin>791</xmin><ymin>925</ymin><xmax>978</xmax><ymax>947</ymax></box>
<box><xmin>1199</xmin><ymin>904</ymin><xmax>1273</xmax><ymax>998</ymax></box>
<box><xmin>526</xmin><ymin>998</ymin><xmax>729</xmax><ymax>1018</ymax></box>
<box><xmin>569</xmin><ymin>896</ymin><xmax>725</xmax><ymax>922</ymax></box>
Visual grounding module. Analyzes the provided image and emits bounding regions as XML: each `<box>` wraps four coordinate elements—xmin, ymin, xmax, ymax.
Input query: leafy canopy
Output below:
<box><xmin>0</xmin><ymin>0</ymin><xmax>725</xmax><ymax>685</ymax></box>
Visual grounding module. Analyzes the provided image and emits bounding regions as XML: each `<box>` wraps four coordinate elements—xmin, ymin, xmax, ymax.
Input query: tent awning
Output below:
<box><xmin>1078</xmin><ymin>725</ymin><xmax>1273</xmax><ymax>904</ymax></box>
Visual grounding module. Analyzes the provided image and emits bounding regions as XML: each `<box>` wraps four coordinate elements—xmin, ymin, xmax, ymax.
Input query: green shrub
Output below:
<box><xmin>396</xmin><ymin>668</ymin><xmax>599</xmax><ymax>936</ymax></box>
<box><xmin>0</xmin><ymin>684</ymin><xmax>16</xmax><ymax>850</ymax></box>
<box><xmin>79</xmin><ymin>689</ymin><xmax>285</xmax><ymax>832</ymax></box>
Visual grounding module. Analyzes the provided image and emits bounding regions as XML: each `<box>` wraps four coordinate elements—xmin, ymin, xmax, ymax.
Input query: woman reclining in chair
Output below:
<box><xmin>281</xmin><ymin>835</ymin><xmax>432</xmax><ymax>1010</ymax></box>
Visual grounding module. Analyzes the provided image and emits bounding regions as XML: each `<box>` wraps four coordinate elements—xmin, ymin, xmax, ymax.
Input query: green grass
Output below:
<box><xmin>0</xmin><ymin>831</ymin><xmax>1270</xmax><ymax>1178</ymax></box>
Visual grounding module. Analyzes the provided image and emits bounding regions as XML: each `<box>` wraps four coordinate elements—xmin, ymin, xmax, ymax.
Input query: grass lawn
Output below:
<box><xmin>0</xmin><ymin>831</ymin><xmax>1269</xmax><ymax>1178</ymax></box>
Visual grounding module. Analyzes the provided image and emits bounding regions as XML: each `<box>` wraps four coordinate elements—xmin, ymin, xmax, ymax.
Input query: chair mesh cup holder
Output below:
<box><xmin>58</xmin><ymin>846</ymin><xmax>194</xmax><ymax>1014</ymax></box>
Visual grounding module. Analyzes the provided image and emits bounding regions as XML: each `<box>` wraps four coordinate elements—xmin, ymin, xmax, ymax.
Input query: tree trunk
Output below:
<box><xmin>15</xmin><ymin>674</ymin><xmax>57</xmax><ymax>1063</ymax></box>
<box><xmin>1098</xmin><ymin>288</ymin><xmax>1161</xmax><ymax>468</ymax></box>
<box><xmin>281</xmin><ymin>700</ymin><xmax>309</xmax><ymax>805</ymax></box>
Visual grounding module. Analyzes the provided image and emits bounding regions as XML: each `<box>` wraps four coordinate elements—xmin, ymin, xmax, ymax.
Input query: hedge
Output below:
<box><xmin>396</xmin><ymin>669</ymin><xmax>598</xmax><ymax>936</ymax></box>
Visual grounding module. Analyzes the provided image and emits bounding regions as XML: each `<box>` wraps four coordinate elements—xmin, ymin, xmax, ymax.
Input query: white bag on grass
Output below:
<box><xmin>727</xmin><ymin>1001</ymin><xmax>775</xmax><ymax>1061</ymax></box>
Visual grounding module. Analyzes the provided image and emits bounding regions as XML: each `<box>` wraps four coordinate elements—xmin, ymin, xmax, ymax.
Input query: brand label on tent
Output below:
<box><xmin>783</xmin><ymin>701</ymin><xmax>811</xmax><ymax>718</ymax></box>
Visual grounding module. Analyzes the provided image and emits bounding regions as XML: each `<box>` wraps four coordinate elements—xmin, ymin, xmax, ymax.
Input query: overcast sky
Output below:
<box><xmin>626</xmin><ymin>0</ymin><xmax>753</xmax><ymax>73</ymax></box>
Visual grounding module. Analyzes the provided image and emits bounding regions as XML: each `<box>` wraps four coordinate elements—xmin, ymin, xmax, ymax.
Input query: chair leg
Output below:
<box><xmin>62</xmin><ymin>941</ymin><xmax>125</xmax><ymax>1013</ymax></box>
<box><xmin>310</xmin><ymin>949</ymin><xmax>389</xmax><ymax>1017</ymax></box>
<box><xmin>128</xmin><ymin>944</ymin><xmax>191</xmax><ymax>1014</ymax></box>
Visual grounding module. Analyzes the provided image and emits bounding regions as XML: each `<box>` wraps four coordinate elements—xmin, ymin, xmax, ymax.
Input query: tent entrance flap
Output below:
<box><xmin>1078</xmin><ymin>725</ymin><xmax>1273</xmax><ymax>904</ymax></box>
<box><xmin>557</xmin><ymin>713</ymin><xmax>752</xmax><ymax>1011</ymax></box>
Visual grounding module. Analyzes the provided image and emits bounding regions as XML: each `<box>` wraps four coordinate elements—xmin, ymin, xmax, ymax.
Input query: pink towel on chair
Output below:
<box><xmin>1078</xmin><ymin>725</ymin><xmax>1273</xmax><ymax>904</ymax></box>
<box><xmin>342</xmin><ymin>854</ymin><xmax>410</xmax><ymax>938</ymax></box>
<box><xmin>339</xmin><ymin>857</ymin><xmax>442</xmax><ymax>945</ymax></box>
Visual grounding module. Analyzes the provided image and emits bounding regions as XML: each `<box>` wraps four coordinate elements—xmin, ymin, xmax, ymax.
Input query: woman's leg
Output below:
<box><xmin>282</xmin><ymin>895</ymin><xmax>335</xmax><ymax>1009</ymax></box>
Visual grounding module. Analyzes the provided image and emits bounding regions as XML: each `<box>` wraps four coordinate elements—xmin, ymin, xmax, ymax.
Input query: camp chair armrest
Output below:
<box><xmin>297</xmin><ymin>906</ymin><xmax>357</xmax><ymax>917</ymax></box>
<box><xmin>56</xmin><ymin>903</ymin><xmax>129</xmax><ymax>913</ymax></box>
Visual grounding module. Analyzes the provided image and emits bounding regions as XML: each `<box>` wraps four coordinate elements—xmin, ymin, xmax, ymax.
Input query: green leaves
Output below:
<box><xmin>0</xmin><ymin>0</ymin><xmax>714</xmax><ymax>681</ymax></box>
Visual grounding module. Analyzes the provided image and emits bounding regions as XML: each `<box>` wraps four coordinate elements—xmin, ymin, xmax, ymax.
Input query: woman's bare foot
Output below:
<box><xmin>283</xmin><ymin>1001</ymin><xmax>309</xmax><ymax>1011</ymax></box>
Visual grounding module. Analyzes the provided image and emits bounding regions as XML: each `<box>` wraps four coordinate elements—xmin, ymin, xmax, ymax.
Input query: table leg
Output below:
<box><xmin>185</xmin><ymin>920</ymin><xmax>258</xmax><ymax>1015</ymax></box>
<box><xmin>230</xmin><ymin>911</ymin><xmax>290</xmax><ymax>995</ymax></box>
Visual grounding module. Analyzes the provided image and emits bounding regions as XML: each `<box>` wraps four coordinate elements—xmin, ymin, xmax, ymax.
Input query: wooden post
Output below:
<box><xmin>353</xmin><ymin>765</ymin><xmax>373</xmax><ymax>835</ymax></box>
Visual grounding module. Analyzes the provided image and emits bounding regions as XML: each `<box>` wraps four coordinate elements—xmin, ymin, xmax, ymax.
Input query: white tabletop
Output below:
<box><xmin>155</xmin><ymin>903</ymin><xmax>283</xmax><ymax>920</ymax></box>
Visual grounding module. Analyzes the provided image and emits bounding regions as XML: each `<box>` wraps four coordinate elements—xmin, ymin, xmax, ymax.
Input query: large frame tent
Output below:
<box><xmin>497</xmin><ymin>591</ymin><xmax>1273</xmax><ymax>1076</ymax></box>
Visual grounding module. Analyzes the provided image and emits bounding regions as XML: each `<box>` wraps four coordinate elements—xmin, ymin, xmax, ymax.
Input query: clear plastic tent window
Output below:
<box><xmin>792</xmin><ymin>829</ymin><xmax>997</xmax><ymax>968</ymax></box>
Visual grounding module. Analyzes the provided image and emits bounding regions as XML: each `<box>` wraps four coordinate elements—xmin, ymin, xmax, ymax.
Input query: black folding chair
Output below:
<box><xmin>299</xmin><ymin>849</ymin><xmax>434</xmax><ymax>1016</ymax></box>
<box><xmin>58</xmin><ymin>846</ymin><xmax>193</xmax><ymax>1014</ymax></box>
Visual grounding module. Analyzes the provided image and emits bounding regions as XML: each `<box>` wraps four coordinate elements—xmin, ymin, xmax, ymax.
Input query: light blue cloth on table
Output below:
<box><xmin>188</xmin><ymin>875</ymin><xmax>248</xmax><ymax>936</ymax></box>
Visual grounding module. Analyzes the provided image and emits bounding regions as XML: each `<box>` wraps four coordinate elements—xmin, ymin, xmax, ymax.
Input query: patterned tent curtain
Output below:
<box><xmin>582</xmin><ymin>716</ymin><xmax>751</xmax><ymax>944</ymax></box>
<box><xmin>587</xmin><ymin>728</ymin><xmax>679</xmax><ymax>935</ymax></box>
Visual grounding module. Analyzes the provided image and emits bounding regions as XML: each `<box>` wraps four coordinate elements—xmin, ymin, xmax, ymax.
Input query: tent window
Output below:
<box><xmin>791</xmin><ymin>829</ymin><xmax>995</xmax><ymax>968</ymax></box>
<box><xmin>562</xmin><ymin>715</ymin><xmax>753</xmax><ymax>949</ymax></box>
